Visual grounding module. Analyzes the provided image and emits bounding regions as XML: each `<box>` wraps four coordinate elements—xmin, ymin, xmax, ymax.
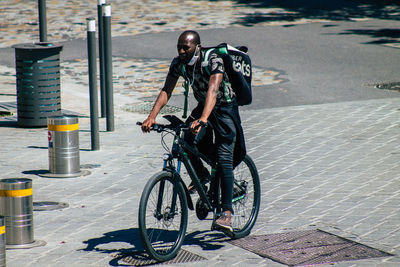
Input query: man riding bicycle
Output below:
<box><xmin>141</xmin><ymin>30</ymin><xmax>246</xmax><ymax>233</ymax></box>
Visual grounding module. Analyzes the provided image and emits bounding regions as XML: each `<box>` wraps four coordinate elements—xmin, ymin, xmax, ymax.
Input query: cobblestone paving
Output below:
<box><xmin>0</xmin><ymin>56</ymin><xmax>285</xmax><ymax>113</ymax></box>
<box><xmin>1</xmin><ymin>1</ymin><xmax>400</xmax><ymax>266</ymax></box>
<box><xmin>0</xmin><ymin>0</ymin><xmax>351</xmax><ymax>49</ymax></box>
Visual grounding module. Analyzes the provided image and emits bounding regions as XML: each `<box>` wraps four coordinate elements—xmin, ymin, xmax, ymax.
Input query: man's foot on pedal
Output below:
<box><xmin>212</xmin><ymin>211</ymin><xmax>233</xmax><ymax>234</ymax></box>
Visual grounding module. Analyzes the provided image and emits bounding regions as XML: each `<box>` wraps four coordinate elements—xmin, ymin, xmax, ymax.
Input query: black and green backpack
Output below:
<box><xmin>181</xmin><ymin>43</ymin><xmax>252</xmax><ymax>118</ymax></box>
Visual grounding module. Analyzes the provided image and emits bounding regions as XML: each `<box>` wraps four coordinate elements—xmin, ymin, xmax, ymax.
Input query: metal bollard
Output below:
<box><xmin>0</xmin><ymin>217</ymin><xmax>5</xmax><ymax>266</ymax></box>
<box><xmin>98</xmin><ymin>0</ymin><xmax>106</xmax><ymax>118</ymax></box>
<box><xmin>38</xmin><ymin>0</ymin><xmax>48</xmax><ymax>42</ymax></box>
<box><xmin>87</xmin><ymin>18</ymin><xmax>100</xmax><ymax>151</ymax></box>
<box><xmin>0</xmin><ymin>178</ymin><xmax>45</xmax><ymax>249</ymax></box>
<box><xmin>40</xmin><ymin>115</ymin><xmax>90</xmax><ymax>178</ymax></box>
<box><xmin>103</xmin><ymin>4</ymin><xmax>115</xmax><ymax>132</ymax></box>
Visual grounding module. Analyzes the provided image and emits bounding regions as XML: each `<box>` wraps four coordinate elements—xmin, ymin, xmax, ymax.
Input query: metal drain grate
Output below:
<box><xmin>115</xmin><ymin>249</ymin><xmax>206</xmax><ymax>266</ymax></box>
<box><xmin>229</xmin><ymin>229</ymin><xmax>393</xmax><ymax>266</ymax></box>
<box><xmin>33</xmin><ymin>201</ymin><xmax>69</xmax><ymax>211</ymax></box>
<box><xmin>80</xmin><ymin>163</ymin><xmax>101</xmax><ymax>169</ymax></box>
<box><xmin>123</xmin><ymin>101</ymin><xmax>183</xmax><ymax>114</ymax></box>
<box><xmin>375</xmin><ymin>82</ymin><xmax>400</xmax><ymax>91</ymax></box>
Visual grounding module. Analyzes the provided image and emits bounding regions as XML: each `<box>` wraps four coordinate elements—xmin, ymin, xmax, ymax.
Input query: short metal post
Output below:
<box><xmin>0</xmin><ymin>217</ymin><xmax>5</xmax><ymax>267</ymax></box>
<box><xmin>38</xmin><ymin>0</ymin><xmax>47</xmax><ymax>42</ymax></box>
<box><xmin>0</xmin><ymin>178</ymin><xmax>45</xmax><ymax>249</ymax></box>
<box><xmin>97</xmin><ymin>0</ymin><xmax>106</xmax><ymax>118</ymax></box>
<box><xmin>40</xmin><ymin>115</ymin><xmax>90</xmax><ymax>178</ymax></box>
<box><xmin>103</xmin><ymin>4</ymin><xmax>114</xmax><ymax>132</ymax></box>
<box><xmin>87</xmin><ymin>18</ymin><xmax>100</xmax><ymax>151</ymax></box>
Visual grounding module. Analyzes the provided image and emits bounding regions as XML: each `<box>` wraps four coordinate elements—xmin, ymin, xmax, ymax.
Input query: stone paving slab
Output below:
<box><xmin>0</xmin><ymin>96</ymin><xmax>399</xmax><ymax>266</ymax></box>
<box><xmin>1</xmin><ymin>1</ymin><xmax>400</xmax><ymax>266</ymax></box>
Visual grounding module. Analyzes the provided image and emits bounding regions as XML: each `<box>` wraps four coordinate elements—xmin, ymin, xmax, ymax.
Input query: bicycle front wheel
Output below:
<box><xmin>231</xmin><ymin>154</ymin><xmax>261</xmax><ymax>239</ymax></box>
<box><xmin>138</xmin><ymin>171</ymin><xmax>188</xmax><ymax>262</ymax></box>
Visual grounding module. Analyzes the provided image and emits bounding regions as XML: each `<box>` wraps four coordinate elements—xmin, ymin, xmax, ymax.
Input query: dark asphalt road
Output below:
<box><xmin>1</xmin><ymin>19</ymin><xmax>399</xmax><ymax>110</ymax></box>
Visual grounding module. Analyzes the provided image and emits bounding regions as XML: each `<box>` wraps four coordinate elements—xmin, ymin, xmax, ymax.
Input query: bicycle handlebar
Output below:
<box><xmin>136</xmin><ymin>121</ymin><xmax>188</xmax><ymax>133</ymax></box>
<box><xmin>137</xmin><ymin>120</ymin><xmax>207</xmax><ymax>144</ymax></box>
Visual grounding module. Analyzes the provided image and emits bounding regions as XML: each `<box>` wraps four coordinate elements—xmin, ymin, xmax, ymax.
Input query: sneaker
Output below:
<box><xmin>212</xmin><ymin>211</ymin><xmax>233</xmax><ymax>233</ymax></box>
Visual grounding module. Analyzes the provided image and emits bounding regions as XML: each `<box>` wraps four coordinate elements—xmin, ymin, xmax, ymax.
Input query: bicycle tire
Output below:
<box><xmin>231</xmin><ymin>154</ymin><xmax>260</xmax><ymax>239</ymax></box>
<box><xmin>138</xmin><ymin>171</ymin><xmax>188</xmax><ymax>262</ymax></box>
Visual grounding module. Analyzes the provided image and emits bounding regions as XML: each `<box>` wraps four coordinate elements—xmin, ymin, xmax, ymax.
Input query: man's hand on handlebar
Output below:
<box><xmin>190</xmin><ymin>119</ymin><xmax>207</xmax><ymax>135</ymax></box>
<box><xmin>141</xmin><ymin>117</ymin><xmax>156</xmax><ymax>133</ymax></box>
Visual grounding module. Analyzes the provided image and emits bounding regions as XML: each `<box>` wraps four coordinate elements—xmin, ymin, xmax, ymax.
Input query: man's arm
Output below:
<box><xmin>190</xmin><ymin>73</ymin><xmax>223</xmax><ymax>134</ymax></box>
<box><xmin>141</xmin><ymin>74</ymin><xmax>178</xmax><ymax>132</ymax></box>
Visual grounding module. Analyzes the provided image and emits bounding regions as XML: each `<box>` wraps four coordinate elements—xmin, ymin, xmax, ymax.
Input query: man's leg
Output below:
<box><xmin>213</xmin><ymin>114</ymin><xmax>236</xmax><ymax>232</ymax></box>
<box><xmin>184</xmin><ymin>106</ymin><xmax>213</xmax><ymax>192</ymax></box>
<box><xmin>217</xmin><ymin>137</ymin><xmax>235</xmax><ymax>214</ymax></box>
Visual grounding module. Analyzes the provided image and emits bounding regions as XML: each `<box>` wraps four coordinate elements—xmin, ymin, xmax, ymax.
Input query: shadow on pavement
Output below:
<box><xmin>81</xmin><ymin>228</ymin><xmax>228</xmax><ymax>265</ymax></box>
<box><xmin>81</xmin><ymin>228</ymin><xmax>144</xmax><ymax>254</ymax></box>
<box><xmin>0</xmin><ymin>119</ymin><xmax>17</xmax><ymax>128</ymax></box>
<box><xmin>338</xmin><ymin>28</ymin><xmax>400</xmax><ymax>46</ymax></box>
<box><xmin>228</xmin><ymin>0</ymin><xmax>400</xmax><ymax>25</ymax></box>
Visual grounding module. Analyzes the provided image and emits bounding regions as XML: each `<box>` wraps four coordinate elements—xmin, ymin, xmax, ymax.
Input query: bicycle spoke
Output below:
<box><xmin>139</xmin><ymin>173</ymin><xmax>188</xmax><ymax>260</ymax></box>
<box><xmin>229</xmin><ymin>155</ymin><xmax>260</xmax><ymax>238</ymax></box>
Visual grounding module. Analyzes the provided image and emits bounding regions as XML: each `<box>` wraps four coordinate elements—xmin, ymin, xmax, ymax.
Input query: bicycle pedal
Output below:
<box><xmin>211</xmin><ymin>222</ymin><xmax>234</xmax><ymax>238</ymax></box>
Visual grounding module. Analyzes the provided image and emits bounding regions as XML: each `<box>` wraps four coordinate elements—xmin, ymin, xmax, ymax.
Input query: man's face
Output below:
<box><xmin>177</xmin><ymin>35</ymin><xmax>197</xmax><ymax>64</ymax></box>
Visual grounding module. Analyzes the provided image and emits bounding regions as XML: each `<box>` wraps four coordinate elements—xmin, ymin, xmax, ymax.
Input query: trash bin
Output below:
<box><xmin>40</xmin><ymin>115</ymin><xmax>90</xmax><ymax>178</ymax></box>
<box><xmin>14</xmin><ymin>42</ymin><xmax>63</xmax><ymax>127</ymax></box>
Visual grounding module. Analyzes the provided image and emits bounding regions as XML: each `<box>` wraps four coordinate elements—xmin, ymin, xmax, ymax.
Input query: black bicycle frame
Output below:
<box><xmin>155</xmin><ymin>127</ymin><xmax>218</xmax><ymax>219</ymax></box>
<box><xmin>179</xmin><ymin>136</ymin><xmax>217</xmax><ymax>211</ymax></box>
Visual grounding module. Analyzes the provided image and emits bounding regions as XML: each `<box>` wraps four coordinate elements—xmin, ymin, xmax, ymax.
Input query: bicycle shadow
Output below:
<box><xmin>81</xmin><ymin>228</ymin><xmax>229</xmax><ymax>266</ymax></box>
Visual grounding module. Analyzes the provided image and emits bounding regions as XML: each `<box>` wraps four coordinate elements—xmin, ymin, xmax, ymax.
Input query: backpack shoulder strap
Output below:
<box><xmin>202</xmin><ymin>44</ymin><xmax>230</xmax><ymax>74</ymax></box>
<box><xmin>180</xmin><ymin>64</ymin><xmax>189</xmax><ymax>119</ymax></box>
<box><xmin>201</xmin><ymin>48</ymin><xmax>214</xmax><ymax>75</ymax></box>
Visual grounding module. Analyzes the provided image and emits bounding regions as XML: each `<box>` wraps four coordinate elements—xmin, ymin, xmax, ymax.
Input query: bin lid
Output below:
<box><xmin>13</xmin><ymin>42</ymin><xmax>63</xmax><ymax>51</ymax></box>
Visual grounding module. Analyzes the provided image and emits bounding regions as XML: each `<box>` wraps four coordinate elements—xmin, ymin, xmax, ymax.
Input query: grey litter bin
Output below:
<box><xmin>40</xmin><ymin>115</ymin><xmax>90</xmax><ymax>178</ymax></box>
<box><xmin>14</xmin><ymin>42</ymin><xmax>63</xmax><ymax>127</ymax></box>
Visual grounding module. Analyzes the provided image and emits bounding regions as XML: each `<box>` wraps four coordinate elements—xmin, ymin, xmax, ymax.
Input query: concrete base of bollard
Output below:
<box><xmin>38</xmin><ymin>169</ymin><xmax>91</xmax><ymax>178</ymax></box>
<box><xmin>6</xmin><ymin>239</ymin><xmax>46</xmax><ymax>250</ymax></box>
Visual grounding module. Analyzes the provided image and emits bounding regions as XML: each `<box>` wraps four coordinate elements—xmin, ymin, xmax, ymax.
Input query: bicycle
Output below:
<box><xmin>137</xmin><ymin>115</ymin><xmax>260</xmax><ymax>262</ymax></box>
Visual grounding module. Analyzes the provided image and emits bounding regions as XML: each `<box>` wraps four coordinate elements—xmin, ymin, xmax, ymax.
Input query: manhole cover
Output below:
<box><xmin>115</xmin><ymin>249</ymin><xmax>206</xmax><ymax>266</ymax></box>
<box><xmin>123</xmin><ymin>101</ymin><xmax>183</xmax><ymax>114</ymax></box>
<box><xmin>229</xmin><ymin>229</ymin><xmax>393</xmax><ymax>266</ymax></box>
<box><xmin>80</xmin><ymin>163</ymin><xmax>101</xmax><ymax>169</ymax></box>
<box><xmin>375</xmin><ymin>82</ymin><xmax>400</xmax><ymax>91</ymax></box>
<box><xmin>33</xmin><ymin>201</ymin><xmax>69</xmax><ymax>211</ymax></box>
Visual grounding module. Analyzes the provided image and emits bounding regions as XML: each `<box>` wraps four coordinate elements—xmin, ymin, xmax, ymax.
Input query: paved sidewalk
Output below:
<box><xmin>0</xmin><ymin>1</ymin><xmax>399</xmax><ymax>266</ymax></box>
<box><xmin>0</xmin><ymin>96</ymin><xmax>399</xmax><ymax>266</ymax></box>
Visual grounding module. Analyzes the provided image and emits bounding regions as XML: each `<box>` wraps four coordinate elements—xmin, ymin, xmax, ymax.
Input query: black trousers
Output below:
<box><xmin>185</xmin><ymin>104</ymin><xmax>236</xmax><ymax>213</ymax></box>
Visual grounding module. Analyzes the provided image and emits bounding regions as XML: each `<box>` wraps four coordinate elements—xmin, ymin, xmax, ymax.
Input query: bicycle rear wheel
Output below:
<box><xmin>138</xmin><ymin>171</ymin><xmax>188</xmax><ymax>262</ymax></box>
<box><xmin>231</xmin><ymin>154</ymin><xmax>260</xmax><ymax>239</ymax></box>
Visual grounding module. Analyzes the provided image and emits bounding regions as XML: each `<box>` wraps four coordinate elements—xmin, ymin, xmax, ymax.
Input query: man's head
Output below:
<box><xmin>177</xmin><ymin>30</ymin><xmax>201</xmax><ymax>64</ymax></box>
